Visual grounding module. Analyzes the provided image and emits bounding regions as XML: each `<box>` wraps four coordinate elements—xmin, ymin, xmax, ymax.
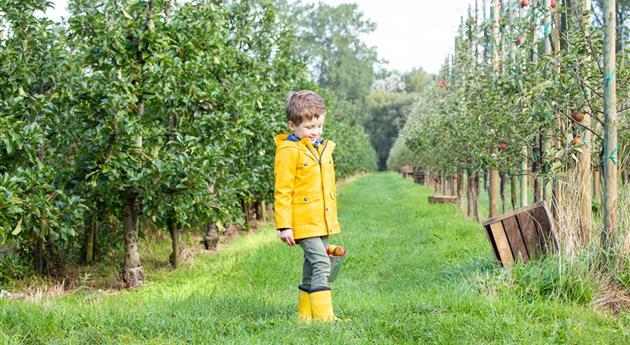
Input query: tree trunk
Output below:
<box><xmin>122</xmin><ymin>193</ymin><xmax>144</xmax><ymax>288</ymax></box>
<box><xmin>474</xmin><ymin>174</ymin><xmax>480</xmax><ymax>222</ymax></box>
<box><xmin>34</xmin><ymin>238</ymin><xmax>44</xmax><ymax>275</ymax></box>
<box><xmin>167</xmin><ymin>214</ymin><xmax>180</xmax><ymax>268</ymax></box>
<box><xmin>534</xmin><ymin>138</ymin><xmax>544</xmax><ymax>202</ymax></box>
<box><xmin>500</xmin><ymin>172</ymin><xmax>507</xmax><ymax>213</ymax></box>
<box><xmin>467</xmin><ymin>170</ymin><xmax>474</xmax><ymax>217</ymax></box>
<box><xmin>460</xmin><ymin>170</ymin><xmax>467</xmax><ymax>211</ymax></box>
<box><xmin>483</xmin><ymin>170</ymin><xmax>489</xmax><ymax>192</ymax></box>
<box><xmin>85</xmin><ymin>217</ymin><xmax>96</xmax><ymax>265</ymax></box>
<box><xmin>510</xmin><ymin>174</ymin><xmax>517</xmax><ymax>210</ymax></box>
<box><xmin>204</xmin><ymin>223</ymin><xmax>220</xmax><ymax>250</ymax></box>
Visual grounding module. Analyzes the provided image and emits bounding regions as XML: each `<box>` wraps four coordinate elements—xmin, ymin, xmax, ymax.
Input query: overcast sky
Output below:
<box><xmin>46</xmin><ymin>0</ymin><xmax>473</xmax><ymax>74</ymax></box>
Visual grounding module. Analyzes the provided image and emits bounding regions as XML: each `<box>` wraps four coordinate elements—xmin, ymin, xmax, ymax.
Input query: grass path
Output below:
<box><xmin>1</xmin><ymin>173</ymin><xmax>628</xmax><ymax>344</ymax></box>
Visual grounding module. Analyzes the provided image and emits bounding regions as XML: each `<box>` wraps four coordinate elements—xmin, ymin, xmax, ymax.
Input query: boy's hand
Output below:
<box><xmin>277</xmin><ymin>229</ymin><xmax>296</xmax><ymax>246</ymax></box>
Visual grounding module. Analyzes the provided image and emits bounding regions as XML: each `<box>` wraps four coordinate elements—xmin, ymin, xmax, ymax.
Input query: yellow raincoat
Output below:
<box><xmin>274</xmin><ymin>133</ymin><xmax>341</xmax><ymax>239</ymax></box>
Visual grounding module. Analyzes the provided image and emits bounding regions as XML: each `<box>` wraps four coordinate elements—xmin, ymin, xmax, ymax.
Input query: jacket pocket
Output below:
<box><xmin>292</xmin><ymin>193</ymin><xmax>321</xmax><ymax>204</ymax></box>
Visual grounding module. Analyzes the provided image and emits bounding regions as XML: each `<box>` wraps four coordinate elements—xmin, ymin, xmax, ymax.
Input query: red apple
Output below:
<box><xmin>515</xmin><ymin>36</ymin><xmax>522</xmax><ymax>45</ymax></box>
<box><xmin>498</xmin><ymin>141</ymin><xmax>509</xmax><ymax>151</ymax></box>
<box><xmin>333</xmin><ymin>246</ymin><xmax>346</xmax><ymax>256</ymax></box>
<box><xmin>438</xmin><ymin>80</ymin><xmax>447</xmax><ymax>89</ymax></box>
<box><xmin>572</xmin><ymin>112</ymin><xmax>586</xmax><ymax>122</ymax></box>
<box><xmin>550</xmin><ymin>0</ymin><xmax>557</xmax><ymax>8</ymax></box>
<box><xmin>520</xmin><ymin>0</ymin><xmax>529</xmax><ymax>7</ymax></box>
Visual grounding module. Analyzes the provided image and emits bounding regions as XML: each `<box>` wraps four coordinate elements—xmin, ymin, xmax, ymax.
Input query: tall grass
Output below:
<box><xmin>464</xmin><ymin>169</ymin><xmax>630</xmax><ymax>312</ymax></box>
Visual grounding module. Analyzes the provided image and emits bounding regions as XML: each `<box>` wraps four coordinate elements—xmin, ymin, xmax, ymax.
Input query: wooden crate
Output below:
<box><xmin>428</xmin><ymin>195</ymin><xmax>458</xmax><ymax>204</ymax></box>
<box><xmin>482</xmin><ymin>201</ymin><xmax>557</xmax><ymax>267</ymax></box>
<box><xmin>413</xmin><ymin>171</ymin><xmax>425</xmax><ymax>184</ymax></box>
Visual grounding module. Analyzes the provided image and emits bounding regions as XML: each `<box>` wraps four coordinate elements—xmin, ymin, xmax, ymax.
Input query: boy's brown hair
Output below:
<box><xmin>285</xmin><ymin>90</ymin><xmax>327</xmax><ymax>125</ymax></box>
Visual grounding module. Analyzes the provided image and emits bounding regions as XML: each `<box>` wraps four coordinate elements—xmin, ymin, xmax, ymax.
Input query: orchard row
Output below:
<box><xmin>389</xmin><ymin>0</ymin><xmax>629</xmax><ymax>255</ymax></box>
<box><xmin>0</xmin><ymin>0</ymin><xmax>377</xmax><ymax>287</ymax></box>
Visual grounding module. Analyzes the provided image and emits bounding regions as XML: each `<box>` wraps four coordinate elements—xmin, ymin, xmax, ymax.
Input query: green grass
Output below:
<box><xmin>1</xmin><ymin>172</ymin><xmax>628</xmax><ymax>344</ymax></box>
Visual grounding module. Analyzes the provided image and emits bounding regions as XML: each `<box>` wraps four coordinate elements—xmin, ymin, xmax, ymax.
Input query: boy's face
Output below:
<box><xmin>288</xmin><ymin>116</ymin><xmax>325</xmax><ymax>143</ymax></box>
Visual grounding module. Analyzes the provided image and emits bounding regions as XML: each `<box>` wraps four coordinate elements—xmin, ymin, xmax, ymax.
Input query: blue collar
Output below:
<box><xmin>287</xmin><ymin>133</ymin><xmax>324</xmax><ymax>147</ymax></box>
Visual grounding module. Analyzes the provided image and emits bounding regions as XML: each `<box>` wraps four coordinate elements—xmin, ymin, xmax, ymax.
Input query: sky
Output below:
<box><xmin>45</xmin><ymin>0</ymin><xmax>472</xmax><ymax>74</ymax></box>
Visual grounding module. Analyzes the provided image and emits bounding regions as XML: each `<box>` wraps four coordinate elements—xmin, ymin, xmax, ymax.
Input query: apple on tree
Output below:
<box><xmin>572</xmin><ymin>112</ymin><xmax>586</xmax><ymax>122</ymax></box>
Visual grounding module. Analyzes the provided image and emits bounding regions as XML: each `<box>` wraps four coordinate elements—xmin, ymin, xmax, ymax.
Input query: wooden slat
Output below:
<box><xmin>502</xmin><ymin>216</ymin><xmax>529</xmax><ymax>262</ymax></box>
<box><xmin>516</xmin><ymin>211</ymin><xmax>541</xmax><ymax>259</ymax></box>
<box><xmin>483</xmin><ymin>225</ymin><xmax>501</xmax><ymax>262</ymax></box>
<box><xmin>482</xmin><ymin>200</ymin><xmax>547</xmax><ymax>226</ymax></box>
<box><xmin>489</xmin><ymin>222</ymin><xmax>514</xmax><ymax>267</ymax></box>
<box><xmin>529</xmin><ymin>206</ymin><xmax>557</xmax><ymax>255</ymax></box>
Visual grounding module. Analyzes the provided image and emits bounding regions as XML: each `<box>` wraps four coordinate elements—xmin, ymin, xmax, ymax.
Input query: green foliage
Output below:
<box><xmin>402</xmin><ymin>67</ymin><xmax>434</xmax><ymax>94</ymax></box>
<box><xmin>326</xmin><ymin>120</ymin><xmax>377</xmax><ymax>177</ymax></box>
<box><xmin>364</xmin><ymin>90</ymin><xmax>416</xmax><ymax>170</ymax></box>
<box><xmin>0</xmin><ymin>0</ymin><xmax>340</xmax><ymax>278</ymax></box>
<box><xmin>389</xmin><ymin>2</ymin><xmax>630</xmax><ymax>180</ymax></box>
<box><xmin>291</xmin><ymin>2</ymin><xmax>379</xmax><ymax>103</ymax></box>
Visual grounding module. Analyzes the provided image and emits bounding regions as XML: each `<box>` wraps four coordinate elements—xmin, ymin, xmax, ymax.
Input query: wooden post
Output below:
<box><xmin>601</xmin><ymin>0</ymin><xmax>618</xmax><ymax>249</ymax></box>
<box><xmin>578</xmin><ymin>0</ymin><xmax>593</xmax><ymax>244</ymax></box>
<box><xmin>489</xmin><ymin>0</ymin><xmax>500</xmax><ymax>218</ymax></box>
<box><xmin>531</xmin><ymin>0</ymin><xmax>543</xmax><ymax>203</ymax></box>
<box><xmin>520</xmin><ymin>145</ymin><xmax>528</xmax><ymax>206</ymax></box>
<box><xmin>543</xmin><ymin>0</ymin><xmax>554</xmax><ymax>205</ymax></box>
<box><xmin>510</xmin><ymin>174</ymin><xmax>517</xmax><ymax>210</ymax></box>
<box><xmin>461</xmin><ymin>170</ymin><xmax>468</xmax><ymax>211</ymax></box>
<box><xmin>500</xmin><ymin>172</ymin><xmax>507</xmax><ymax>213</ymax></box>
<box><xmin>593</xmin><ymin>168</ymin><xmax>602</xmax><ymax>204</ymax></box>
<box><xmin>551</xmin><ymin>0</ymin><xmax>563</xmax><ymax>219</ymax></box>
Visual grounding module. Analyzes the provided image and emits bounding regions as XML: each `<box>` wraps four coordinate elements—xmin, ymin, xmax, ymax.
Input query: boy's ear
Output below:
<box><xmin>287</xmin><ymin>121</ymin><xmax>296</xmax><ymax>131</ymax></box>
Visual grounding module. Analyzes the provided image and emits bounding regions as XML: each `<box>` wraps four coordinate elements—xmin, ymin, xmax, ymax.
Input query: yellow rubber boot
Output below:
<box><xmin>298</xmin><ymin>289</ymin><xmax>311</xmax><ymax>321</ymax></box>
<box><xmin>309</xmin><ymin>289</ymin><xmax>337</xmax><ymax>322</ymax></box>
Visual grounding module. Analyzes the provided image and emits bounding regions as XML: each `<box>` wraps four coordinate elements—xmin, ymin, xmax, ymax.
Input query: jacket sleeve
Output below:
<box><xmin>274</xmin><ymin>146</ymin><xmax>298</xmax><ymax>230</ymax></box>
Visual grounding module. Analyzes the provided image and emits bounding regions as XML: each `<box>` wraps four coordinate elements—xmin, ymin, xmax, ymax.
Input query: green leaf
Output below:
<box><xmin>11</xmin><ymin>219</ymin><xmax>23</xmax><ymax>236</ymax></box>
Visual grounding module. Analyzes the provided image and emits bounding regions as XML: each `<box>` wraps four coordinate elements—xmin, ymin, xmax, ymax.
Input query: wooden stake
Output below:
<box><xmin>578</xmin><ymin>0</ymin><xmax>593</xmax><ymax>244</ymax></box>
<box><xmin>520</xmin><ymin>145</ymin><xmax>528</xmax><ymax>206</ymax></box>
<box><xmin>602</xmin><ymin>0</ymin><xmax>618</xmax><ymax>249</ymax></box>
<box><xmin>489</xmin><ymin>0</ymin><xmax>501</xmax><ymax>218</ymax></box>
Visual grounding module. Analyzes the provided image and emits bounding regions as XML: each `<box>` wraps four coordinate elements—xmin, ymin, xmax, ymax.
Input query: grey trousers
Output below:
<box><xmin>297</xmin><ymin>236</ymin><xmax>330</xmax><ymax>291</ymax></box>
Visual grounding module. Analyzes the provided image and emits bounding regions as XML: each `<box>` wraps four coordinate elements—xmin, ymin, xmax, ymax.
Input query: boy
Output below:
<box><xmin>274</xmin><ymin>90</ymin><xmax>341</xmax><ymax>322</ymax></box>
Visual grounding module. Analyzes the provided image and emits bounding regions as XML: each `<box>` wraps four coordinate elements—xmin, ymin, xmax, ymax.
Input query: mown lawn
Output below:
<box><xmin>1</xmin><ymin>172</ymin><xmax>628</xmax><ymax>344</ymax></box>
